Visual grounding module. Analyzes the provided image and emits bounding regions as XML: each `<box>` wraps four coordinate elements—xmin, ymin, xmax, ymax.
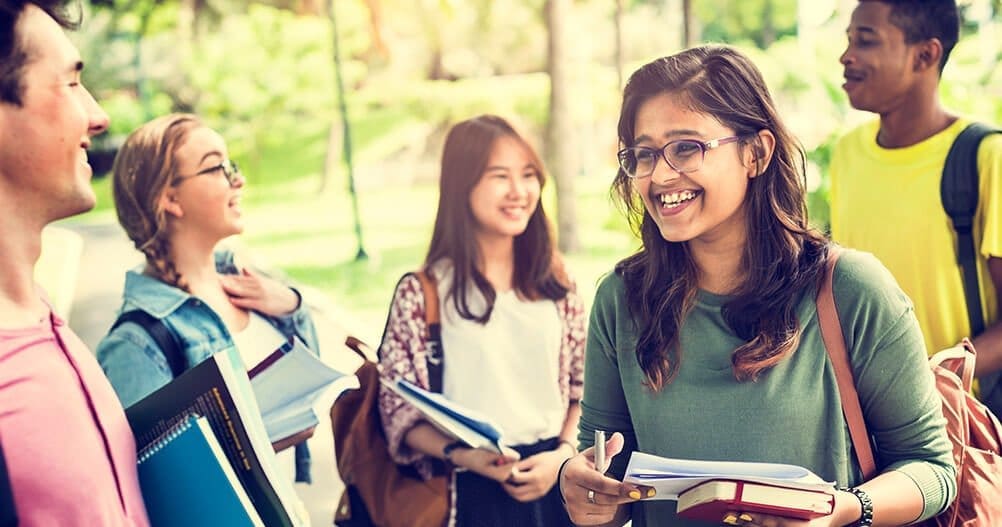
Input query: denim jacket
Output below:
<box><xmin>96</xmin><ymin>250</ymin><xmax>320</xmax><ymax>482</ymax></box>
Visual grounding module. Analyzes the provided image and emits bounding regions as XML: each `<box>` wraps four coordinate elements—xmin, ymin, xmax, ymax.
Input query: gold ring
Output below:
<box><xmin>587</xmin><ymin>489</ymin><xmax>596</xmax><ymax>504</ymax></box>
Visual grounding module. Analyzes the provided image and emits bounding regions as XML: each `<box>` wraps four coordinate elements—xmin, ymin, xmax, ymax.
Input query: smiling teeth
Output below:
<box><xmin>660</xmin><ymin>190</ymin><xmax>697</xmax><ymax>206</ymax></box>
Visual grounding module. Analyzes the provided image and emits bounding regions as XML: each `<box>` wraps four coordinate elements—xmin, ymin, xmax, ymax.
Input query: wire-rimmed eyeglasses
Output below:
<box><xmin>617</xmin><ymin>135</ymin><xmax>749</xmax><ymax>179</ymax></box>
<box><xmin>172</xmin><ymin>159</ymin><xmax>241</xmax><ymax>187</ymax></box>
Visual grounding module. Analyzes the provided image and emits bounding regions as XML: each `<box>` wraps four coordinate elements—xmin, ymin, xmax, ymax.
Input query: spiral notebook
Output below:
<box><xmin>137</xmin><ymin>414</ymin><xmax>264</xmax><ymax>527</ymax></box>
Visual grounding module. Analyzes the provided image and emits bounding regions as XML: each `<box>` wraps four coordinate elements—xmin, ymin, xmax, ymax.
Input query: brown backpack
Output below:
<box><xmin>331</xmin><ymin>271</ymin><xmax>448</xmax><ymax>527</ymax></box>
<box><xmin>817</xmin><ymin>249</ymin><xmax>1002</xmax><ymax>526</ymax></box>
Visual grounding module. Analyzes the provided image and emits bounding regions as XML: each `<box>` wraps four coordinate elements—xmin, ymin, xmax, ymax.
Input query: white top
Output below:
<box><xmin>436</xmin><ymin>268</ymin><xmax>565</xmax><ymax>446</ymax></box>
<box><xmin>232</xmin><ymin>311</ymin><xmax>297</xmax><ymax>483</ymax></box>
<box><xmin>232</xmin><ymin>312</ymin><xmax>287</xmax><ymax>368</ymax></box>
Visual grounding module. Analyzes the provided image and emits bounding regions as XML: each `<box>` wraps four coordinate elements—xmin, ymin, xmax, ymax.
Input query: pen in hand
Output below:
<box><xmin>594</xmin><ymin>430</ymin><xmax>606</xmax><ymax>473</ymax></box>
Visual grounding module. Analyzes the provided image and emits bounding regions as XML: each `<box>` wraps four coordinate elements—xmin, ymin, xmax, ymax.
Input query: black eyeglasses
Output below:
<box><xmin>617</xmin><ymin>135</ymin><xmax>748</xmax><ymax>179</ymax></box>
<box><xmin>172</xmin><ymin>159</ymin><xmax>241</xmax><ymax>187</ymax></box>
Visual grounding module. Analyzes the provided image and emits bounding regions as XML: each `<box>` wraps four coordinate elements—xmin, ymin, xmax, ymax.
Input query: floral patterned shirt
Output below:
<box><xmin>377</xmin><ymin>272</ymin><xmax>585</xmax><ymax>478</ymax></box>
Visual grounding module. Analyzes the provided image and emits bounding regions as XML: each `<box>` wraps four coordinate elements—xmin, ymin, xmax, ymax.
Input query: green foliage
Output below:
<box><xmin>186</xmin><ymin>5</ymin><xmax>337</xmax><ymax>161</ymax></box>
<box><xmin>695</xmin><ymin>0</ymin><xmax>799</xmax><ymax>48</ymax></box>
<box><xmin>98</xmin><ymin>90</ymin><xmax>174</xmax><ymax>137</ymax></box>
<box><xmin>75</xmin><ymin>0</ymin><xmax>1002</xmax><ymax>254</ymax></box>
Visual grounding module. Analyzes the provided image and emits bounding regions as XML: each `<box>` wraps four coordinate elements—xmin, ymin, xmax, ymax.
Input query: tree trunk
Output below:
<box><xmin>614</xmin><ymin>0</ymin><xmax>624</xmax><ymax>89</ymax></box>
<box><xmin>361</xmin><ymin>0</ymin><xmax>390</xmax><ymax>63</ymax></box>
<box><xmin>545</xmin><ymin>0</ymin><xmax>579</xmax><ymax>253</ymax></box>
<box><xmin>682</xmin><ymin>0</ymin><xmax>693</xmax><ymax>48</ymax></box>
<box><xmin>761</xmin><ymin>0</ymin><xmax>776</xmax><ymax>48</ymax></box>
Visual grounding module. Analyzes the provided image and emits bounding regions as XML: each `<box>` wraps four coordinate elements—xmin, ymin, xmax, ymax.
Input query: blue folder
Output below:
<box><xmin>137</xmin><ymin>414</ymin><xmax>264</xmax><ymax>527</ymax></box>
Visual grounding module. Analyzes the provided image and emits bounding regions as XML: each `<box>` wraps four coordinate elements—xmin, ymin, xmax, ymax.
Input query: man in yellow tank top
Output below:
<box><xmin>830</xmin><ymin>1</ymin><xmax>1002</xmax><ymax>406</ymax></box>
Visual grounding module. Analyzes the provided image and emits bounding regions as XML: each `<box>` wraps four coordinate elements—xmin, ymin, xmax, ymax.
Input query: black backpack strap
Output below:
<box><xmin>110</xmin><ymin>310</ymin><xmax>187</xmax><ymax>378</ymax></box>
<box><xmin>415</xmin><ymin>270</ymin><xmax>444</xmax><ymax>393</ymax></box>
<box><xmin>0</xmin><ymin>439</ymin><xmax>17</xmax><ymax>527</ymax></box>
<box><xmin>941</xmin><ymin>122</ymin><xmax>1001</xmax><ymax>337</ymax></box>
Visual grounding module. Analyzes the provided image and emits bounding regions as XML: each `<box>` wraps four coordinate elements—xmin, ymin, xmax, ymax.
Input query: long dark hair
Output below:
<box><xmin>612</xmin><ymin>45</ymin><xmax>828</xmax><ymax>390</ymax></box>
<box><xmin>424</xmin><ymin>114</ymin><xmax>569</xmax><ymax>323</ymax></box>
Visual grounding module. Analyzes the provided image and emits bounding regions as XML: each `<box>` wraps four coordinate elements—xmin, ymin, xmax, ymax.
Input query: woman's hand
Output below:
<box><xmin>722</xmin><ymin>488</ymin><xmax>861</xmax><ymax>527</ymax></box>
<box><xmin>221</xmin><ymin>268</ymin><xmax>300</xmax><ymax>317</ymax></box>
<box><xmin>561</xmin><ymin>432</ymin><xmax>651</xmax><ymax>526</ymax></box>
<box><xmin>719</xmin><ymin>512</ymin><xmax>833</xmax><ymax>527</ymax></box>
<box><xmin>501</xmin><ymin>448</ymin><xmax>568</xmax><ymax>502</ymax></box>
<box><xmin>450</xmin><ymin>445</ymin><xmax>521</xmax><ymax>483</ymax></box>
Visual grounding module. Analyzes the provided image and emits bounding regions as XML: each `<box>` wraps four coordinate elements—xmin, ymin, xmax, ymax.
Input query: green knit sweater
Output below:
<box><xmin>578</xmin><ymin>249</ymin><xmax>956</xmax><ymax>526</ymax></box>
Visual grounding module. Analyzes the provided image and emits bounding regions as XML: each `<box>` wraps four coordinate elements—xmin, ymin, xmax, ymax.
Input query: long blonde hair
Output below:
<box><xmin>111</xmin><ymin>113</ymin><xmax>202</xmax><ymax>291</ymax></box>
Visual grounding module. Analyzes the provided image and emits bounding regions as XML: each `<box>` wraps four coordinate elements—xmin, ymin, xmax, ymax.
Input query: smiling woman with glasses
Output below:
<box><xmin>558</xmin><ymin>45</ymin><xmax>956</xmax><ymax>527</ymax></box>
<box><xmin>96</xmin><ymin>114</ymin><xmax>324</xmax><ymax>520</ymax></box>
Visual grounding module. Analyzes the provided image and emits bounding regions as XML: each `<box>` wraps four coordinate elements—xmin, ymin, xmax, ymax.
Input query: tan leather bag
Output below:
<box><xmin>331</xmin><ymin>271</ymin><xmax>448</xmax><ymax>527</ymax></box>
<box><xmin>817</xmin><ymin>249</ymin><xmax>1002</xmax><ymax>526</ymax></box>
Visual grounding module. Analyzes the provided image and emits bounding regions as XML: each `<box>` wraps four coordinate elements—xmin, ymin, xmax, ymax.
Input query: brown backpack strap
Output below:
<box><xmin>344</xmin><ymin>335</ymin><xmax>373</xmax><ymax>362</ymax></box>
<box><xmin>816</xmin><ymin>247</ymin><xmax>878</xmax><ymax>480</ymax></box>
<box><xmin>415</xmin><ymin>270</ymin><xmax>444</xmax><ymax>393</ymax></box>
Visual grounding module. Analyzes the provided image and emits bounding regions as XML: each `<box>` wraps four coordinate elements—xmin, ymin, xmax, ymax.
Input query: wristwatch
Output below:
<box><xmin>838</xmin><ymin>486</ymin><xmax>874</xmax><ymax>527</ymax></box>
<box><xmin>442</xmin><ymin>440</ymin><xmax>467</xmax><ymax>461</ymax></box>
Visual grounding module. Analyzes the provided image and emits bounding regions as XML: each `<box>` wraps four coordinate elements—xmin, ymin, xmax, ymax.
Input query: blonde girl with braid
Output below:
<box><xmin>95</xmin><ymin>113</ymin><xmax>322</xmax><ymax>494</ymax></box>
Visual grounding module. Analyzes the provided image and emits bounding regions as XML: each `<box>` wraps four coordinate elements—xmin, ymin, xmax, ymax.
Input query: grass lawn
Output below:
<box><xmin>81</xmin><ymin>168</ymin><xmax>638</xmax><ymax>343</ymax></box>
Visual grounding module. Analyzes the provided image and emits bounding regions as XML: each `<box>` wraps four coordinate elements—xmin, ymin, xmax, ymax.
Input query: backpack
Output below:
<box><xmin>817</xmin><ymin>248</ymin><xmax>1002</xmax><ymax>526</ymax></box>
<box><xmin>0</xmin><ymin>439</ymin><xmax>17</xmax><ymax>527</ymax></box>
<box><xmin>941</xmin><ymin>122</ymin><xmax>1002</xmax><ymax>417</ymax></box>
<box><xmin>331</xmin><ymin>271</ymin><xmax>448</xmax><ymax>527</ymax></box>
<box><xmin>110</xmin><ymin>310</ymin><xmax>187</xmax><ymax>377</ymax></box>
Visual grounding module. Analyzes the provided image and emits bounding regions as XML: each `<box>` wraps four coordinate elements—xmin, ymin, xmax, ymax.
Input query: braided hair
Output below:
<box><xmin>111</xmin><ymin>113</ymin><xmax>202</xmax><ymax>291</ymax></box>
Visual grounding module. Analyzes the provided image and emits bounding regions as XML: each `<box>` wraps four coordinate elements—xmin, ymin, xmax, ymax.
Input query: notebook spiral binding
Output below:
<box><xmin>137</xmin><ymin>414</ymin><xmax>199</xmax><ymax>464</ymax></box>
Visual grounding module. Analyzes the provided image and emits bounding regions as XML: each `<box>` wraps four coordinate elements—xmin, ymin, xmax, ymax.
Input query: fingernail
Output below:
<box><xmin>739</xmin><ymin>513</ymin><xmax>754</xmax><ymax>522</ymax></box>
<box><xmin>722</xmin><ymin>514</ymin><xmax>739</xmax><ymax>525</ymax></box>
<box><xmin>646</xmin><ymin>488</ymin><xmax>656</xmax><ymax>498</ymax></box>
<box><xmin>628</xmin><ymin>489</ymin><xmax>642</xmax><ymax>500</ymax></box>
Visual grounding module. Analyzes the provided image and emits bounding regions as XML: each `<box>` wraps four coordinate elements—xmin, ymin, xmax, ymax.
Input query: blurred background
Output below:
<box><xmin>65</xmin><ymin>0</ymin><xmax>1002</xmax><ymax>336</ymax></box>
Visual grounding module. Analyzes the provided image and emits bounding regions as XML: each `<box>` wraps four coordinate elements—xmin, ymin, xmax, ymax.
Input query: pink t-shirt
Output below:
<box><xmin>0</xmin><ymin>311</ymin><xmax>150</xmax><ymax>527</ymax></box>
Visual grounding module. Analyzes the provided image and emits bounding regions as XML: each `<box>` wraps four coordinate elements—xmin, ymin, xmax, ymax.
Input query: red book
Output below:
<box><xmin>676</xmin><ymin>479</ymin><xmax>835</xmax><ymax>522</ymax></box>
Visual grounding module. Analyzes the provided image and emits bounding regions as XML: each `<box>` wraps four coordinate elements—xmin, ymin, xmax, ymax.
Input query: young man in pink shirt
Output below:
<box><xmin>0</xmin><ymin>1</ymin><xmax>150</xmax><ymax>525</ymax></box>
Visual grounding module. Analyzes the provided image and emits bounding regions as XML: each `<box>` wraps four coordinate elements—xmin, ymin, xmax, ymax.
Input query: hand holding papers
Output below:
<box><xmin>381</xmin><ymin>377</ymin><xmax>505</xmax><ymax>454</ymax></box>
<box><xmin>559</xmin><ymin>431</ymin><xmax>654</xmax><ymax>527</ymax></box>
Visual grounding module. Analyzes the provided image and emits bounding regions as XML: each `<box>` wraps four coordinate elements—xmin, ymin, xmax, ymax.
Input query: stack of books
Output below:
<box><xmin>128</xmin><ymin>342</ymin><xmax>357</xmax><ymax>527</ymax></box>
<box><xmin>624</xmin><ymin>452</ymin><xmax>836</xmax><ymax>522</ymax></box>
